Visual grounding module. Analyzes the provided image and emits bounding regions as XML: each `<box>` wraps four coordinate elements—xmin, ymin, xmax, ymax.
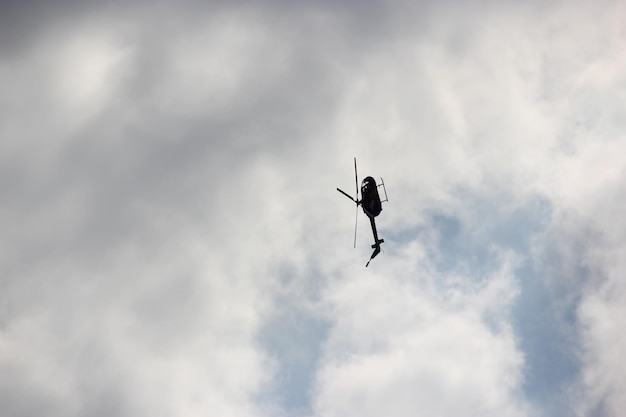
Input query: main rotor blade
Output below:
<box><xmin>337</xmin><ymin>187</ymin><xmax>356</xmax><ymax>203</ymax></box>
<box><xmin>354</xmin><ymin>204</ymin><xmax>358</xmax><ymax>248</ymax></box>
<box><xmin>354</xmin><ymin>157</ymin><xmax>359</xmax><ymax>201</ymax></box>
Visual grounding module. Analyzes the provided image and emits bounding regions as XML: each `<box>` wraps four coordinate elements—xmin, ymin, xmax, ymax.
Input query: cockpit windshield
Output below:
<box><xmin>361</xmin><ymin>178</ymin><xmax>373</xmax><ymax>194</ymax></box>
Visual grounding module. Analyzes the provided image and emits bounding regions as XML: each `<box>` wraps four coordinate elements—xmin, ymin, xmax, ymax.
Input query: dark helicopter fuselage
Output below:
<box><xmin>360</xmin><ymin>176</ymin><xmax>382</xmax><ymax>218</ymax></box>
<box><xmin>359</xmin><ymin>176</ymin><xmax>384</xmax><ymax>267</ymax></box>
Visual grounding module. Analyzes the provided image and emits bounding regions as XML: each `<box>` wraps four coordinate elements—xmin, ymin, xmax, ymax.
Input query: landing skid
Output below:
<box><xmin>378</xmin><ymin>178</ymin><xmax>389</xmax><ymax>203</ymax></box>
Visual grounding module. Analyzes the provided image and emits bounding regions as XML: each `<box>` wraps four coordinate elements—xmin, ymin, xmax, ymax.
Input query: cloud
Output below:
<box><xmin>548</xmin><ymin>142</ymin><xmax>626</xmax><ymax>416</ymax></box>
<box><xmin>2</xmin><ymin>1</ymin><xmax>626</xmax><ymax>416</ymax></box>
<box><xmin>313</xmin><ymin>251</ymin><xmax>528</xmax><ymax>417</ymax></box>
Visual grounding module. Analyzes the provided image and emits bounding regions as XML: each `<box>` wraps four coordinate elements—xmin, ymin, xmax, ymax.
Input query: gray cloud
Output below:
<box><xmin>2</xmin><ymin>1</ymin><xmax>626</xmax><ymax>416</ymax></box>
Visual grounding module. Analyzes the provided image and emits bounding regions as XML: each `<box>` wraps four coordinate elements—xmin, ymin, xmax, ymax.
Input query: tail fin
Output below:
<box><xmin>365</xmin><ymin>240</ymin><xmax>384</xmax><ymax>267</ymax></box>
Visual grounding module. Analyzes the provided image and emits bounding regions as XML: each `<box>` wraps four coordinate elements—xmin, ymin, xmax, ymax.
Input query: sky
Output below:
<box><xmin>1</xmin><ymin>0</ymin><xmax>625</xmax><ymax>416</ymax></box>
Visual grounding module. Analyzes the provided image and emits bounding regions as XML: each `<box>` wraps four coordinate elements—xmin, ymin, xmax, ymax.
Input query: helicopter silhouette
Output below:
<box><xmin>337</xmin><ymin>158</ymin><xmax>388</xmax><ymax>267</ymax></box>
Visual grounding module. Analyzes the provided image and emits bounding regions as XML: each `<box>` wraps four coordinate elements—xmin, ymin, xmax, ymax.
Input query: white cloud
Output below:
<box><xmin>2</xmin><ymin>1</ymin><xmax>626</xmax><ymax>416</ymax></box>
<box><xmin>314</xmin><ymin>252</ymin><xmax>527</xmax><ymax>417</ymax></box>
<box><xmin>550</xmin><ymin>147</ymin><xmax>626</xmax><ymax>416</ymax></box>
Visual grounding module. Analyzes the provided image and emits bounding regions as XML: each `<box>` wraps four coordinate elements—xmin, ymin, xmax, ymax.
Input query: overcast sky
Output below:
<box><xmin>2</xmin><ymin>1</ymin><xmax>625</xmax><ymax>416</ymax></box>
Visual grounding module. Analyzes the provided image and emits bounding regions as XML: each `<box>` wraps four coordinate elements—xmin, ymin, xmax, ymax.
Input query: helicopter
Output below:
<box><xmin>337</xmin><ymin>158</ymin><xmax>388</xmax><ymax>267</ymax></box>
